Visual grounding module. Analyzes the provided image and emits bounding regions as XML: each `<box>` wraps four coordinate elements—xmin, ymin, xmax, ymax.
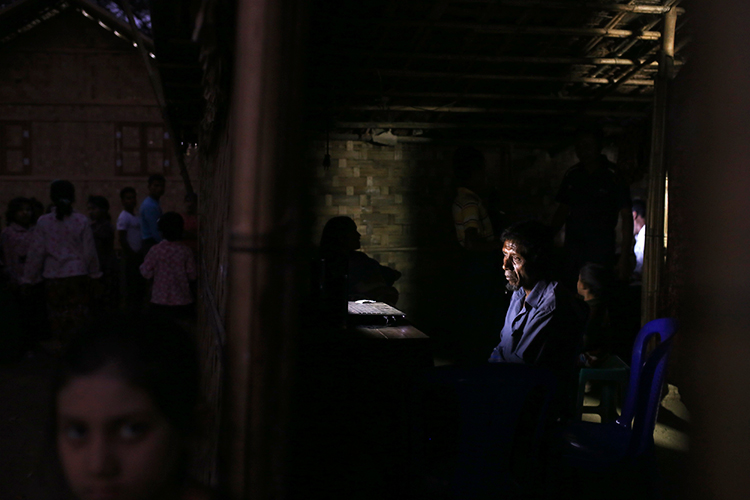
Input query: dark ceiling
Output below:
<box><xmin>305</xmin><ymin>0</ymin><xmax>688</xmax><ymax>145</ymax></box>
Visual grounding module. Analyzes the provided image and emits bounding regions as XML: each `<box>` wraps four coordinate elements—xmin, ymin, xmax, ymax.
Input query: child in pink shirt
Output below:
<box><xmin>140</xmin><ymin>212</ymin><xmax>196</xmax><ymax>321</ymax></box>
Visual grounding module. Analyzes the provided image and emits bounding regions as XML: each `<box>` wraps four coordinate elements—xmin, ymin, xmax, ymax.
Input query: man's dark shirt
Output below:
<box><xmin>556</xmin><ymin>157</ymin><xmax>631</xmax><ymax>264</ymax></box>
<box><xmin>489</xmin><ymin>280</ymin><xmax>585</xmax><ymax>375</ymax></box>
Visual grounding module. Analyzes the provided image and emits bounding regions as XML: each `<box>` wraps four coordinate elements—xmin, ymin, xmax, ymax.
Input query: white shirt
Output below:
<box><xmin>117</xmin><ymin>210</ymin><xmax>142</xmax><ymax>253</ymax></box>
<box><xmin>633</xmin><ymin>225</ymin><xmax>645</xmax><ymax>275</ymax></box>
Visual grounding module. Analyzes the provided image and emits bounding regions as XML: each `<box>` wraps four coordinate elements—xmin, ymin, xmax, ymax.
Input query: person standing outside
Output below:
<box><xmin>23</xmin><ymin>180</ymin><xmax>100</xmax><ymax>344</ymax></box>
<box><xmin>632</xmin><ymin>199</ymin><xmax>647</xmax><ymax>280</ymax></box>
<box><xmin>140</xmin><ymin>174</ymin><xmax>165</xmax><ymax>256</ymax></box>
<box><xmin>140</xmin><ymin>212</ymin><xmax>197</xmax><ymax>324</ymax></box>
<box><xmin>117</xmin><ymin>187</ymin><xmax>145</xmax><ymax>309</ymax></box>
<box><xmin>551</xmin><ymin>127</ymin><xmax>633</xmax><ymax>289</ymax></box>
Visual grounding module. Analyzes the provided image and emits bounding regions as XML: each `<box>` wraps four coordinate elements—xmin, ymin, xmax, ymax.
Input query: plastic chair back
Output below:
<box><xmin>627</xmin><ymin>335</ymin><xmax>674</xmax><ymax>457</ymax></box>
<box><xmin>617</xmin><ymin>318</ymin><xmax>677</xmax><ymax>426</ymax></box>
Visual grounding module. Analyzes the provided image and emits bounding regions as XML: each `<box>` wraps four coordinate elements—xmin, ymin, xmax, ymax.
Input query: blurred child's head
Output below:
<box><xmin>147</xmin><ymin>175</ymin><xmax>166</xmax><ymax>200</ymax></box>
<box><xmin>50</xmin><ymin>180</ymin><xmax>75</xmax><ymax>221</ymax></box>
<box><xmin>120</xmin><ymin>187</ymin><xmax>137</xmax><ymax>213</ymax></box>
<box><xmin>157</xmin><ymin>212</ymin><xmax>184</xmax><ymax>242</ymax></box>
<box><xmin>53</xmin><ymin>314</ymin><xmax>200</xmax><ymax>500</ymax></box>
<box><xmin>6</xmin><ymin>197</ymin><xmax>33</xmax><ymax>228</ymax></box>
<box><xmin>87</xmin><ymin>196</ymin><xmax>111</xmax><ymax>223</ymax></box>
<box><xmin>577</xmin><ymin>262</ymin><xmax>612</xmax><ymax>301</ymax></box>
<box><xmin>184</xmin><ymin>193</ymin><xmax>197</xmax><ymax>215</ymax></box>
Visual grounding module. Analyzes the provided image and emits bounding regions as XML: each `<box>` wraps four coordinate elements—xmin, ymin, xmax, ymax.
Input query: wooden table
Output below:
<box><xmin>288</xmin><ymin>319</ymin><xmax>433</xmax><ymax>499</ymax></box>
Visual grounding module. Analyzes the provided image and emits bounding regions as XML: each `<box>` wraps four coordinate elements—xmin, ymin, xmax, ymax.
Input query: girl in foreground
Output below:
<box><xmin>53</xmin><ymin>315</ymin><xmax>214</xmax><ymax>500</ymax></box>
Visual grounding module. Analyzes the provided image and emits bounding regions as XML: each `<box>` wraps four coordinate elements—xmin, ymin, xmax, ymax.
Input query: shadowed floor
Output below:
<box><xmin>0</xmin><ymin>350</ymin><xmax>689</xmax><ymax>500</ymax></box>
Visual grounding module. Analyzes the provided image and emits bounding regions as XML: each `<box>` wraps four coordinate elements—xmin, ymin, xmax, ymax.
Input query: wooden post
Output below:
<box><xmin>223</xmin><ymin>0</ymin><xmax>307</xmax><ymax>498</ymax></box>
<box><xmin>680</xmin><ymin>2</ymin><xmax>750</xmax><ymax>497</ymax></box>
<box><xmin>641</xmin><ymin>7</ymin><xmax>677</xmax><ymax>324</ymax></box>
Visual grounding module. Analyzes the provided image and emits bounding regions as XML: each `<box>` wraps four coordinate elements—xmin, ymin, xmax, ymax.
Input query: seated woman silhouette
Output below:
<box><xmin>320</xmin><ymin>216</ymin><xmax>401</xmax><ymax>306</ymax></box>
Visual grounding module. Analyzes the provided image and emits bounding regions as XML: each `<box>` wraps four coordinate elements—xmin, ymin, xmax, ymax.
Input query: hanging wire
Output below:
<box><xmin>322</xmin><ymin>126</ymin><xmax>331</xmax><ymax>170</ymax></box>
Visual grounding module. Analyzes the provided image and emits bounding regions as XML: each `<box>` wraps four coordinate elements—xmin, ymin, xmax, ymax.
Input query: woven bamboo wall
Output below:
<box><xmin>308</xmin><ymin>139</ymin><xmax>515</xmax><ymax>333</ymax></box>
<box><xmin>0</xmin><ymin>9</ymin><xmax>192</xmax><ymax>230</ymax></box>
<box><xmin>192</xmin><ymin>119</ymin><xmax>232</xmax><ymax>485</ymax></box>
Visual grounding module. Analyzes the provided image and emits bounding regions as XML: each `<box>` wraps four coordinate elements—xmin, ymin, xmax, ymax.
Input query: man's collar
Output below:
<box><xmin>524</xmin><ymin>280</ymin><xmax>549</xmax><ymax>309</ymax></box>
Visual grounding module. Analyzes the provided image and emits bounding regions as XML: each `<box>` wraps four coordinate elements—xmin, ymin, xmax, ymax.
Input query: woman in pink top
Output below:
<box><xmin>24</xmin><ymin>180</ymin><xmax>101</xmax><ymax>343</ymax></box>
<box><xmin>140</xmin><ymin>212</ymin><xmax>197</xmax><ymax>324</ymax></box>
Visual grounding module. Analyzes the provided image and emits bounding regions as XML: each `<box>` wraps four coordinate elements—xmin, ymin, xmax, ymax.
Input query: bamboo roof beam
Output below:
<box><xmin>335</xmin><ymin>51</ymin><xmax>682</xmax><ymax>67</ymax></box>
<box><xmin>591</xmin><ymin>52</ymin><xmax>659</xmax><ymax>100</ymax></box>
<box><xmin>327</xmin><ymin>106</ymin><xmax>646</xmax><ymax>117</ymax></box>
<box><xmin>345</xmin><ymin>90</ymin><xmax>653</xmax><ymax>102</ymax></box>
<box><xmin>334</xmin><ymin>122</ymin><xmax>536</xmax><ymax>130</ymax></box>
<box><xmin>583</xmin><ymin>1</ymin><xmax>680</xmax><ymax>69</ymax></box>
<box><xmin>581</xmin><ymin>2</ymin><xmax>635</xmax><ymax>54</ymax></box>
<box><xmin>332</xmin><ymin>116</ymin><xmax>644</xmax><ymax>129</ymax></box>
<box><xmin>356</xmin><ymin>20</ymin><xmax>663</xmax><ymax>40</ymax></box>
<box><xmin>403</xmin><ymin>0</ymin><xmax>450</xmax><ymax>70</ymax></box>
<box><xmin>362</xmin><ymin>68</ymin><xmax>655</xmax><ymax>85</ymax></box>
<box><xmin>447</xmin><ymin>0</ymin><xmax>684</xmax><ymax>15</ymax></box>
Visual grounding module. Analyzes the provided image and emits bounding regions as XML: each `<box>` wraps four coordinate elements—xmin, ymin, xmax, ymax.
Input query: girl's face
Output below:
<box><xmin>56</xmin><ymin>369</ymin><xmax>183</xmax><ymax>500</ymax></box>
<box><xmin>13</xmin><ymin>203</ymin><xmax>33</xmax><ymax>227</ymax></box>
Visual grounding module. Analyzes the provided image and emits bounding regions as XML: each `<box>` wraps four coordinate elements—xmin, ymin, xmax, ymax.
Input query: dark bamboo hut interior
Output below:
<box><xmin>7</xmin><ymin>0</ymin><xmax>750</xmax><ymax>498</ymax></box>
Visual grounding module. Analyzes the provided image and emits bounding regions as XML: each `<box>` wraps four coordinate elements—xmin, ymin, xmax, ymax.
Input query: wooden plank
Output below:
<box><xmin>354</xmin><ymin>325</ymin><xmax>429</xmax><ymax>340</ymax></box>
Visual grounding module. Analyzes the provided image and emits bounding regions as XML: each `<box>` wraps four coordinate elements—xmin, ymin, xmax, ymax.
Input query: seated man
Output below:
<box><xmin>489</xmin><ymin>221</ymin><xmax>585</xmax><ymax>377</ymax></box>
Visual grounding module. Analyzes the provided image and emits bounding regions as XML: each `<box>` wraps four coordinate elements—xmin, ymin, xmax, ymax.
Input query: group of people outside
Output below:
<box><xmin>0</xmin><ymin>175</ymin><xmax>199</xmax><ymax>356</ymax></box>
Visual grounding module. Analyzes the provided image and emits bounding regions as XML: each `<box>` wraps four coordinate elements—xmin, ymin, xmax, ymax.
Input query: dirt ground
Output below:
<box><xmin>0</xmin><ymin>351</ymin><xmax>68</xmax><ymax>499</ymax></box>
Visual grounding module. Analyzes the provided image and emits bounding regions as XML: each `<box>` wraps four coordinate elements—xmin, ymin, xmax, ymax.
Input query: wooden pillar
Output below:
<box><xmin>641</xmin><ymin>6</ymin><xmax>677</xmax><ymax>324</ymax></box>
<box><xmin>222</xmin><ymin>0</ymin><xmax>307</xmax><ymax>498</ymax></box>
<box><xmin>681</xmin><ymin>2</ymin><xmax>750</xmax><ymax>498</ymax></box>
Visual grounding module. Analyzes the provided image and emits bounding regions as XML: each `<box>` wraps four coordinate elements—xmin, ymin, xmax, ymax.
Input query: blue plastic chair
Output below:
<box><xmin>419</xmin><ymin>363</ymin><xmax>559</xmax><ymax>499</ymax></box>
<box><xmin>561</xmin><ymin>317</ymin><xmax>677</xmax><ymax>470</ymax></box>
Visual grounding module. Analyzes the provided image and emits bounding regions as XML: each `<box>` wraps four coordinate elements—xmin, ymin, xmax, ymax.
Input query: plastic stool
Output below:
<box><xmin>577</xmin><ymin>355</ymin><xmax>629</xmax><ymax>423</ymax></box>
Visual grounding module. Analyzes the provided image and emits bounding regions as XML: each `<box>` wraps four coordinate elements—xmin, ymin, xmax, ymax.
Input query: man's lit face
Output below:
<box><xmin>502</xmin><ymin>240</ymin><xmax>534</xmax><ymax>292</ymax></box>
